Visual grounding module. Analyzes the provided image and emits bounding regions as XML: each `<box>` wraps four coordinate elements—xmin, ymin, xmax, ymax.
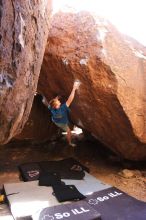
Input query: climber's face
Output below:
<box><xmin>53</xmin><ymin>99</ymin><xmax>61</xmax><ymax>109</ymax></box>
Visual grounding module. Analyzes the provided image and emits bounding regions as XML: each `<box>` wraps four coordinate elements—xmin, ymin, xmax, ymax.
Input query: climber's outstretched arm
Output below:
<box><xmin>66</xmin><ymin>81</ymin><xmax>80</xmax><ymax>107</ymax></box>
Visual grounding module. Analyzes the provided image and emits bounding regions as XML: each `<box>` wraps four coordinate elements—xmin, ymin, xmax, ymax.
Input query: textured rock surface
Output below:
<box><xmin>38</xmin><ymin>11</ymin><xmax>146</xmax><ymax>160</ymax></box>
<box><xmin>15</xmin><ymin>94</ymin><xmax>59</xmax><ymax>142</ymax></box>
<box><xmin>0</xmin><ymin>0</ymin><xmax>52</xmax><ymax>144</ymax></box>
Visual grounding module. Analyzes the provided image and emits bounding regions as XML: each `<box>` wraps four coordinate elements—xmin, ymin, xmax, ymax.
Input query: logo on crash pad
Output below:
<box><xmin>27</xmin><ymin>170</ymin><xmax>39</xmax><ymax>178</ymax></box>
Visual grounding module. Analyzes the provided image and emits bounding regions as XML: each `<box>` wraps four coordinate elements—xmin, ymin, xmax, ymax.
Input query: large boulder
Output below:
<box><xmin>0</xmin><ymin>0</ymin><xmax>52</xmax><ymax>144</ymax></box>
<box><xmin>38</xmin><ymin>11</ymin><xmax>146</xmax><ymax>160</ymax></box>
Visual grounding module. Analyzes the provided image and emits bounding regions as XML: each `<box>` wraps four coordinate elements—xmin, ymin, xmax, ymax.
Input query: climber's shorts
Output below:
<box><xmin>54</xmin><ymin>122</ymin><xmax>69</xmax><ymax>132</ymax></box>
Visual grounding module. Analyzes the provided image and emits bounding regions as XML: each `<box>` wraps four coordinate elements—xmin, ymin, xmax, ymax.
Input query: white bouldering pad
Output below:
<box><xmin>62</xmin><ymin>172</ymin><xmax>110</xmax><ymax>195</ymax></box>
<box><xmin>4</xmin><ymin>172</ymin><xmax>110</xmax><ymax>219</ymax></box>
<box><xmin>4</xmin><ymin>181</ymin><xmax>68</xmax><ymax>219</ymax></box>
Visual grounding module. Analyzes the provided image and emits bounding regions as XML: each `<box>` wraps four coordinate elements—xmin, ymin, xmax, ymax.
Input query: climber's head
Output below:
<box><xmin>49</xmin><ymin>97</ymin><xmax>61</xmax><ymax>109</ymax></box>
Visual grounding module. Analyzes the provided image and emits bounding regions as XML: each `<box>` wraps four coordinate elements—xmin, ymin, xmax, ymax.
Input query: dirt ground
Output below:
<box><xmin>0</xmin><ymin>135</ymin><xmax>146</xmax><ymax>217</ymax></box>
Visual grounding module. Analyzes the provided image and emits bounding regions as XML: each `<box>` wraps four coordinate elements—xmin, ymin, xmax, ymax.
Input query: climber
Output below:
<box><xmin>42</xmin><ymin>80</ymin><xmax>80</xmax><ymax>147</ymax></box>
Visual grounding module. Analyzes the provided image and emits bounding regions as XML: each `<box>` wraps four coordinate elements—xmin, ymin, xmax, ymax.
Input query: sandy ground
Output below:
<box><xmin>0</xmin><ymin>135</ymin><xmax>146</xmax><ymax>218</ymax></box>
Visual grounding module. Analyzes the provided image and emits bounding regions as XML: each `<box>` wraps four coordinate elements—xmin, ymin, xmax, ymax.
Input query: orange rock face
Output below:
<box><xmin>0</xmin><ymin>0</ymin><xmax>52</xmax><ymax>144</ymax></box>
<box><xmin>39</xmin><ymin>12</ymin><xmax>146</xmax><ymax>160</ymax></box>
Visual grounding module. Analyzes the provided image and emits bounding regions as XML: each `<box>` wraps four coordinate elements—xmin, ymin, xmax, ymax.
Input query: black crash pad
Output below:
<box><xmin>38</xmin><ymin>200</ymin><xmax>101</xmax><ymax>220</ymax></box>
<box><xmin>86</xmin><ymin>187</ymin><xmax>146</xmax><ymax>220</ymax></box>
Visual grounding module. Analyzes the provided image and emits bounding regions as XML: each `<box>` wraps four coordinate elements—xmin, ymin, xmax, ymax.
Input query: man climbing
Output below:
<box><xmin>42</xmin><ymin>80</ymin><xmax>80</xmax><ymax>147</ymax></box>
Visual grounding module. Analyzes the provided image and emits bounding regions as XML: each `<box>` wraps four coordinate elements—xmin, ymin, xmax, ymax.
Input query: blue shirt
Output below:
<box><xmin>48</xmin><ymin>103</ymin><xmax>70</xmax><ymax>124</ymax></box>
